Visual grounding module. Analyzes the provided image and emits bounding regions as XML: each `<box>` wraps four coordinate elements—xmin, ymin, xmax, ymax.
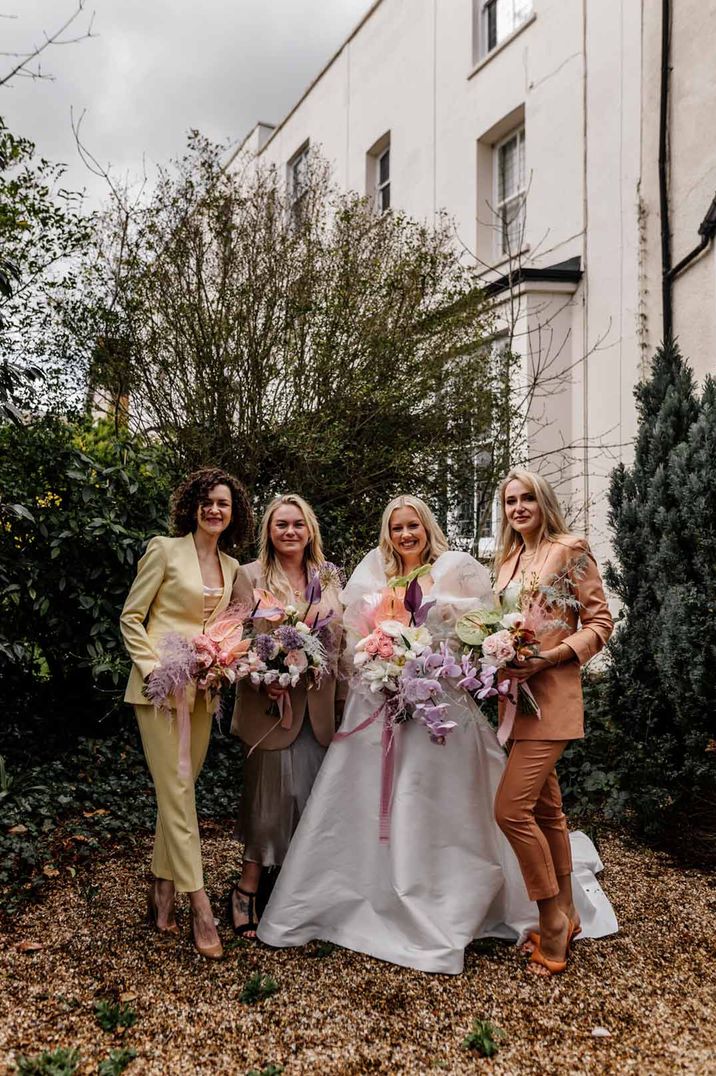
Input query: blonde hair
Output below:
<box><xmin>379</xmin><ymin>495</ymin><xmax>449</xmax><ymax>579</ymax></box>
<box><xmin>494</xmin><ymin>469</ymin><xmax>571</xmax><ymax>571</ymax></box>
<box><xmin>258</xmin><ymin>494</ymin><xmax>326</xmax><ymax>601</ymax></box>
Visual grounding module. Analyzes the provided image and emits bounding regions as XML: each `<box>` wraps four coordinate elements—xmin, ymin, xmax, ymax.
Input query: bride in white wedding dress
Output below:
<box><xmin>256</xmin><ymin>496</ymin><xmax>617</xmax><ymax>974</ymax></box>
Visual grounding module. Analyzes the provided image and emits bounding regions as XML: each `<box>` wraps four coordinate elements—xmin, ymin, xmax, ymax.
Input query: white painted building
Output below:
<box><xmin>236</xmin><ymin>0</ymin><xmax>716</xmax><ymax>561</ymax></box>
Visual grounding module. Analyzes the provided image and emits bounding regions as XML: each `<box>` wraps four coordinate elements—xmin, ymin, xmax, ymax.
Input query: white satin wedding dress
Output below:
<box><xmin>257</xmin><ymin>549</ymin><xmax>618</xmax><ymax>974</ymax></box>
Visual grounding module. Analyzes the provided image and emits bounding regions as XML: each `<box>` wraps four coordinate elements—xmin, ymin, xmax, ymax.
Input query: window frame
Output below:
<box><xmin>494</xmin><ymin>126</ymin><xmax>526</xmax><ymax>258</ymax></box>
<box><xmin>287</xmin><ymin>141</ymin><xmax>310</xmax><ymax>223</ymax></box>
<box><xmin>473</xmin><ymin>0</ymin><xmax>533</xmax><ymax>62</ymax></box>
<box><xmin>377</xmin><ymin>146</ymin><xmax>391</xmax><ymax>213</ymax></box>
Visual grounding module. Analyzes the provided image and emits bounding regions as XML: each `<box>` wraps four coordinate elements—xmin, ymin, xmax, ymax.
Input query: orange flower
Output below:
<box><xmin>374</xmin><ymin>587</ymin><xmax>410</xmax><ymax>626</ymax></box>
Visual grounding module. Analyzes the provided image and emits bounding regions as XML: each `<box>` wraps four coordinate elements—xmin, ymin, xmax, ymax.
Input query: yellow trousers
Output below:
<box><xmin>135</xmin><ymin>698</ymin><xmax>212</xmax><ymax>893</ymax></box>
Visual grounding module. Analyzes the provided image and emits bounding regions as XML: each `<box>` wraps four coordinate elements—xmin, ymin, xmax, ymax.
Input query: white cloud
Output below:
<box><xmin>1</xmin><ymin>0</ymin><xmax>375</xmax><ymax>204</ymax></box>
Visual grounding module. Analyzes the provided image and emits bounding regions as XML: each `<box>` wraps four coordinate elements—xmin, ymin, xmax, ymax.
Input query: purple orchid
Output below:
<box><xmin>404</xmin><ymin>577</ymin><xmax>436</xmax><ymax>627</ymax></box>
<box><xmin>304</xmin><ymin>570</ymin><xmax>322</xmax><ymax>607</ymax></box>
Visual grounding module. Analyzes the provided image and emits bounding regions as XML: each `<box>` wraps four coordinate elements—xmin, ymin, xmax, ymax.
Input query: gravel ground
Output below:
<box><xmin>1</xmin><ymin>825</ymin><xmax>714</xmax><ymax>1075</ymax></box>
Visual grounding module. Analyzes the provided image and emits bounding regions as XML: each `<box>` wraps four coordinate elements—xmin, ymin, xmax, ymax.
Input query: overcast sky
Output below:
<box><xmin>1</xmin><ymin>0</ymin><xmax>375</xmax><ymax>206</ymax></box>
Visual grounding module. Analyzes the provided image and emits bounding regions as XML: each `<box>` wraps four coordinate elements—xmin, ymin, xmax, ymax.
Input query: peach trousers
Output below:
<box><xmin>494</xmin><ymin>739</ymin><xmax>573</xmax><ymax>902</ymax></box>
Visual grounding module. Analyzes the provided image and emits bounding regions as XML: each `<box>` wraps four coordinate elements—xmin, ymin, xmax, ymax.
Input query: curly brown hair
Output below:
<box><xmin>170</xmin><ymin>467</ymin><xmax>254</xmax><ymax>552</ymax></box>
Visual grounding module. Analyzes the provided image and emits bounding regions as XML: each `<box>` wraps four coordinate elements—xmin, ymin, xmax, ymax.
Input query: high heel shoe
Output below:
<box><xmin>190</xmin><ymin>911</ymin><xmax>223</xmax><ymax>960</ymax></box>
<box><xmin>226</xmin><ymin>885</ymin><xmax>259</xmax><ymax>939</ymax></box>
<box><xmin>146</xmin><ymin>885</ymin><xmax>180</xmax><ymax>935</ymax></box>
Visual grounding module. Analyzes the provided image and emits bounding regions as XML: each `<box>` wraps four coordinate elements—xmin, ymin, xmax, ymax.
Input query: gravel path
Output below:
<box><xmin>1</xmin><ymin>827</ymin><xmax>714</xmax><ymax>1075</ymax></box>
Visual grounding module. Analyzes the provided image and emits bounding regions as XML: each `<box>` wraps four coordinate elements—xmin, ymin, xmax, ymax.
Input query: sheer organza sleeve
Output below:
<box><xmin>339</xmin><ymin>548</ymin><xmax>387</xmax><ymax>659</ymax></box>
<box><xmin>428</xmin><ymin>551</ymin><xmax>496</xmax><ymax>641</ymax></box>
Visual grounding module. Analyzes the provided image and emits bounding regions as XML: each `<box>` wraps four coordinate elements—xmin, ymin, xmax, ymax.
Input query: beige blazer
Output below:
<box><xmin>230</xmin><ymin>560</ymin><xmax>345</xmax><ymax>751</ymax></box>
<box><xmin>120</xmin><ymin>533</ymin><xmax>240</xmax><ymax>709</ymax></box>
<box><xmin>495</xmin><ymin>534</ymin><xmax>613</xmax><ymax>741</ymax></box>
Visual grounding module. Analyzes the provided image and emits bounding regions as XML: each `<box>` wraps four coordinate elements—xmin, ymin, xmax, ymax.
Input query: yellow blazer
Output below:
<box><xmin>495</xmin><ymin>534</ymin><xmax>613</xmax><ymax>741</ymax></box>
<box><xmin>230</xmin><ymin>560</ymin><xmax>345</xmax><ymax>751</ymax></box>
<box><xmin>120</xmin><ymin>533</ymin><xmax>240</xmax><ymax>709</ymax></box>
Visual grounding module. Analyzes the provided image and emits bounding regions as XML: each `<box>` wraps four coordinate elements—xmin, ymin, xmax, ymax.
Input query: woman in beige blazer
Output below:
<box><xmin>492</xmin><ymin>469</ymin><xmax>613</xmax><ymax>976</ymax></box>
<box><xmin>228</xmin><ymin>494</ymin><xmax>345</xmax><ymax>937</ymax></box>
<box><xmin>120</xmin><ymin>467</ymin><xmax>252</xmax><ymax>958</ymax></box>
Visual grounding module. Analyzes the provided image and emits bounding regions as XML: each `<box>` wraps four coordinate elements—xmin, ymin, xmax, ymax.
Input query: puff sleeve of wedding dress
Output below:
<box><xmin>257</xmin><ymin>549</ymin><xmax>618</xmax><ymax>974</ymax></box>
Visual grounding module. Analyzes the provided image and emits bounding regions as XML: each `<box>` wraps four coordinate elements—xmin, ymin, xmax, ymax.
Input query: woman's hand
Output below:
<box><xmin>265</xmin><ymin>682</ymin><xmax>289</xmax><ymax>701</ymax></box>
<box><xmin>499</xmin><ymin>658</ymin><xmax>543</xmax><ymax>684</ymax></box>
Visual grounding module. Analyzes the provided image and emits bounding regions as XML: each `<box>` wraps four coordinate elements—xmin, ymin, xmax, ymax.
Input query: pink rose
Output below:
<box><xmin>482</xmin><ymin>629</ymin><xmax>516</xmax><ymax>667</ymax></box>
<box><xmin>375</xmin><ymin>630</ymin><xmax>395</xmax><ymax>659</ymax></box>
<box><xmin>364</xmin><ymin>634</ymin><xmax>380</xmax><ymax>656</ymax></box>
<box><xmin>193</xmin><ymin>634</ymin><xmax>219</xmax><ymax>670</ymax></box>
<box><xmin>286</xmin><ymin>649</ymin><xmax>309</xmax><ymax>674</ymax></box>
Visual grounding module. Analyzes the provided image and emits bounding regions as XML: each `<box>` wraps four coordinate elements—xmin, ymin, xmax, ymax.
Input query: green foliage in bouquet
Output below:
<box><xmin>605</xmin><ymin>339</ymin><xmax>716</xmax><ymax>862</ymax></box>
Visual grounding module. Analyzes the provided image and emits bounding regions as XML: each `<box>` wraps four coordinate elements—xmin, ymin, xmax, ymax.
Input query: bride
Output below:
<box><xmin>256</xmin><ymin>495</ymin><xmax>617</xmax><ymax>974</ymax></box>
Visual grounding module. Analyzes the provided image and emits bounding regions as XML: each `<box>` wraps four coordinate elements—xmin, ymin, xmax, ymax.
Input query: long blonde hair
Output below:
<box><xmin>258</xmin><ymin>493</ymin><xmax>326</xmax><ymax>601</ymax></box>
<box><xmin>494</xmin><ymin>469</ymin><xmax>571</xmax><ymax>571</ymax></box>
<box><xmin>379</xmin><ymin>495</ymin><xmax>449</xmax><ymax>579</ymax></box>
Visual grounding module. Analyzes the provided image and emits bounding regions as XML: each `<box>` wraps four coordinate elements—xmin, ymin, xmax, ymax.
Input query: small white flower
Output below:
<box><xmin>295</xmin><ymin>621</ymin><xmax>311</xmax><ymax>635</ymax></box>
<box><xmin>501</xmin><ymin>611</ymin><xmax>526</xmax><ymax>630</ymax></box>
<box><xmin>354</xmin><ymin>651</ymin><xmax>370</xmax><ymax>667</ymax></box>
<box><xmin>263</xmin><ymin>669</ymin><xmax>279</xmax><ymax>683</ymax></box>
<box><xmin>224</xmin><ymin>668</ymin><xmax>236</xmax><ymax>684</ymax></box>
<box><xmin>250</xmin><ymin>672</ymin><xmax>262</xmax><ymax>686</ymax></box>
<box><xmin>278</xmin><ymin>672</ymin><xmax>291</xmax><ymax>687</ymax></box>
<box><xmin>284</xmin><ymin>604</ymin><xmax>298</xmax><ymax>618</ymax></box>
<box><xmin>380</xmin><ymin>620</ymin><xmax>410</xmax><ymax>638</ymax></box>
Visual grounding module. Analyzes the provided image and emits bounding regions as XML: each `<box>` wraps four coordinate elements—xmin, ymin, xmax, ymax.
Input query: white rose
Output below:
<box><xmin>263</xmin><ymin>669</ymin><xmax>279</xmax><ymax>683</ymax></box>
<box><xmin>379</xmin><ymin>620</ymin><xmax>410</xmax><ymax>638</ymax></box>
<box><xmin>501</xmin><ymin>611</ymin><xmax>526</xmax><ymax>631</ymax></box>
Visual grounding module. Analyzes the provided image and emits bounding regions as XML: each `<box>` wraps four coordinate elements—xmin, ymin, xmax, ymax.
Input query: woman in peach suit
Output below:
<box><xmin>493</xmin><ymin>469</ymin><xmax>613</xmax><ymax>976</ymax></box>
<box><xmin>120</xmin><ymin>468</ymin><xmax>252</xmax><ymax>958</ymax></box>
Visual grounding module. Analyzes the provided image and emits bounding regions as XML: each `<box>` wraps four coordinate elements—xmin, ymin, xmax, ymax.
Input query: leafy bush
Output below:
<box><xmin>97</xmin><ymin>1048</ymin><xmax>137</xmax><ymax>1076</ymax></box>
<box><xmin>13</xmin><ymin>1047</ymin><xmax>80</xmax><ymax>1076</ymax></box>
<box><xmin>240</xmin><ymin>972</ymin><xmax>279</xmax><ymax>1005</ymax></box>
<box><xmin>462</xmin><ymin>1019</ymin><xmax>505</xmax><ymax>1058</ymax></box>
<box><xmin>93</xmin><ymin>1000</ymin><xmax>137</xmax><ymax>1033</ymax></box>
<box><xmin>0</xmin><ymin>416</ymin><xmax>172</xmax><ymax>741</ymax></box>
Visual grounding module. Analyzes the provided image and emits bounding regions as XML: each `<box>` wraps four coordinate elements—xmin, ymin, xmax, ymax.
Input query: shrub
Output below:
<box><xmin>13</xmin><ymin>1047</ymin><xmax>80</xmax><ymax>1075</ymax></box>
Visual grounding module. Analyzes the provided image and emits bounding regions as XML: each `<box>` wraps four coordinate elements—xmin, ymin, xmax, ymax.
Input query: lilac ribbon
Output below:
<box><xmin>333</xmin><ymin>700</ymin><xmax>397</xmax><ymax>843</ymax></box>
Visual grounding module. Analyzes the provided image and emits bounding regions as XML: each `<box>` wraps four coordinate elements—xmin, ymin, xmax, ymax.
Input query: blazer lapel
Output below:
<box><xmin>180</xmin><ymin>532</ymin><xmax>206</xmax><ymax>624</ymax></box>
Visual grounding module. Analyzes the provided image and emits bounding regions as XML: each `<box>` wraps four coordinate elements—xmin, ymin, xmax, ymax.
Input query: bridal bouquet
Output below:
<box><xmin>351</xmin><ymin>567</ymin><xmax>496</xmax><ymax>745</ymax></box>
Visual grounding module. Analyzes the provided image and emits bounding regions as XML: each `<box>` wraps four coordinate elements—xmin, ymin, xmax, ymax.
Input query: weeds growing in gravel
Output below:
<box><xmin>462</xmin><ymin>1018</ymin><xmax>505</xmax><ymax>1058</ymax></box>
<box><xmin>240</xmin><ymin>973</ymin><xmax>279</xmax><ymax>1004</ymax></box>
<box><xmin>93</xmin><ymin>999</ymin><xmax>137</xmax><ymax>1033</ymax></box>
<box><xmin>246</xmin><ymin>1066</ymin><xmax>283</xmax><ymax>1076</ymax></box>
<box><xmin>97</xmin><ymin>1047</ymin><xmax>137</xmax><ymax>1075</ymax></box>
<box><xmin>12</xmin><ymin>1046</ymin><xmax>80</xmax><ymax>1075</ymax></box>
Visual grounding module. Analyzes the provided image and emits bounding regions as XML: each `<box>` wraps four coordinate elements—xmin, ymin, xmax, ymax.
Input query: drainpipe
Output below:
<box><xmin>669</xmin><ymin>194</ymin><xmax>716</xmax><ymax>280</ymax></box>
<box><xmin>658</xmin><ymin>0</ymin><xmax>672</xmax><ymax>340</ymax></box>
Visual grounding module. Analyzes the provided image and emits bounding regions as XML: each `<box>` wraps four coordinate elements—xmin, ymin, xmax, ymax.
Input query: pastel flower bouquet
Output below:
<box><xmin>237</xmin><ymin>570</ymin><xmax>338</xmax><ymax>729</ymax></box>
<box><xmin>339</xmin><ymin>566</ymin><xmax>501</xmax><ymax>841</ymax></box>
<box><xmin>144</xmin><ymin>606</ymin><xmax>252</xmax><ymax>777</ymax></box>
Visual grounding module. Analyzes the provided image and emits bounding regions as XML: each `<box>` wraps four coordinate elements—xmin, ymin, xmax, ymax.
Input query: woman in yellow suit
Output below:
<box><xmin>121</xmin><ymin>467</ymin><xmax>252</xmax><ymax>958</ymax></box>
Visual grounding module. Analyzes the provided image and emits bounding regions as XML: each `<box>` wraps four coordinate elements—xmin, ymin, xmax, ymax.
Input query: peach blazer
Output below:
<box><xmin>120</xmin><ymin>533</ymin><xmax>240</xmax><ymax>709</ymax></box>
<box><xmin>495</xmin><ymin>534</ymin><xmax>613</xmax><ymax>741</ymax></box>
<box><xmin>230</xmin><ymin>560</ymin><xmax>346</xmax><ymax>751</ymax></box>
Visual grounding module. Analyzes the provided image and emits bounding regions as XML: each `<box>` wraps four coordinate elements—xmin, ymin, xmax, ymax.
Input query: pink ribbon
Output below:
<box><xmin>497</xmin><ymin>680</ymin><xmax>540</xmax><ymax>746</ymax></box>
<box><xmin>278</xmin><ymin>691</ymin><xmax>293</xmax><ymax>730</ymax></box>
<box><xmin>175</xmin><ymin>687</ymin><xmax>192</xmax><ymax>781</ymax></box>
<box><xmin>334</xmin><ymin>701</ymin><xmax>397</xmax><ymax>843</ymax></box>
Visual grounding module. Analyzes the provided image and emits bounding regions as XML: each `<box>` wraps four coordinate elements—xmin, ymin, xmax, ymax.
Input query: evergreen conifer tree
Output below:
<box><xmin>605</xmin><ymin>341</ymin><xmax>715</xmax><ymax>855</ymax></box>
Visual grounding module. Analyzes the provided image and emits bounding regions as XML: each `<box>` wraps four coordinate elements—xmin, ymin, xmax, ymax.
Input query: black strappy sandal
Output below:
<box><xmin>227</xmin><ymin>885</ymin><xmax>259</xmax><ymax>938</ymax></box>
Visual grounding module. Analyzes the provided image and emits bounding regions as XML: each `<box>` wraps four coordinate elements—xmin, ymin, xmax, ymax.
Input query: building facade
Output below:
<box><xmin>237</xmin><ymin>0</ymin><xmax>716</xmax><ymax>561</ymax></box>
